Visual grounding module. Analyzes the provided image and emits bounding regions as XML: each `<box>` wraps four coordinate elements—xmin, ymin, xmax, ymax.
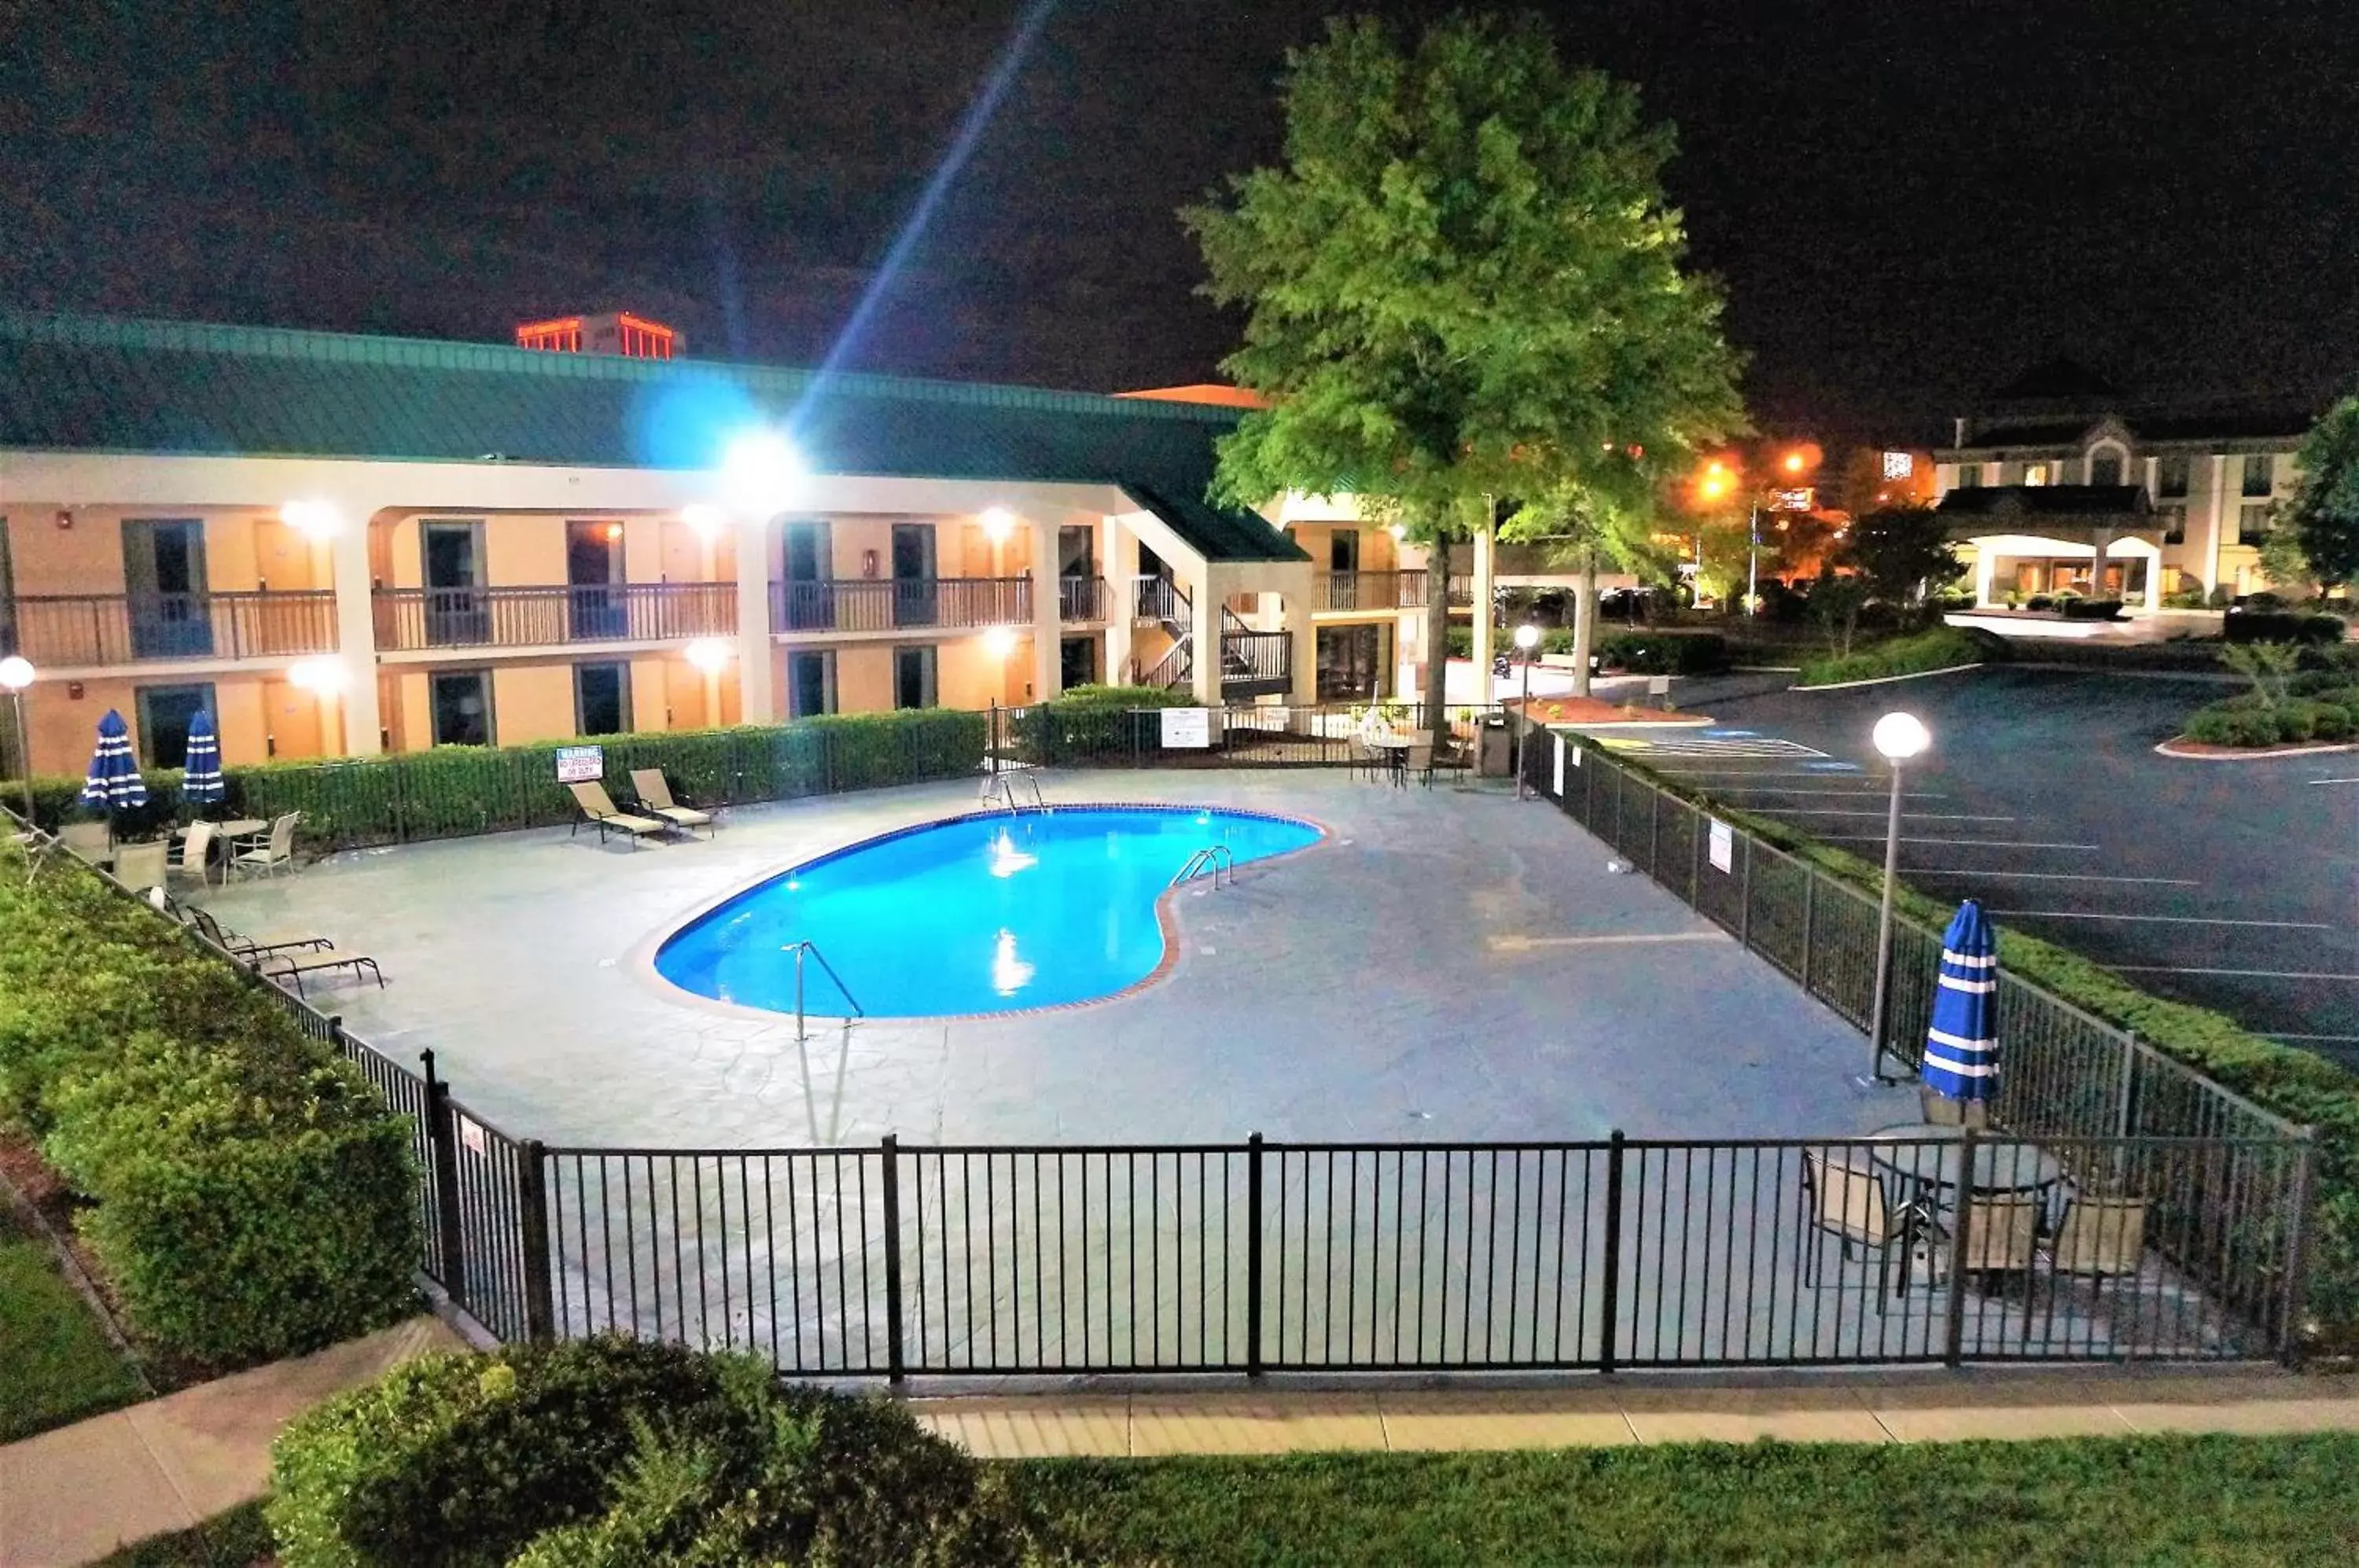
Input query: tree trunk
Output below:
<box><xmin>1570</xmin><ymin>550</ymin><xmax>1599</xmax><ymax>699</ymax></box>
<box><xmin>1423</xmin><ymin>532</ymin><xmax>1452</xmax><ymax>750</ymax></box>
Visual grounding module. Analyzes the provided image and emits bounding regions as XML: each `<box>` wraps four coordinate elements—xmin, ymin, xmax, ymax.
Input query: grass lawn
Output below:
<box><xmin>1010</xmin><ymin>1433</ymin><xmax>2359</xmax><ymax>1566</ymax></box>
<box><xmin>90</xmin><ymin>1501</ymin><xmax>271</xmax><ymax>1567</ymax></box>
<box><xmin>0</xmin><ymin>1203</ymin><xmax>146</xmax><ymax>1443</ymax></box>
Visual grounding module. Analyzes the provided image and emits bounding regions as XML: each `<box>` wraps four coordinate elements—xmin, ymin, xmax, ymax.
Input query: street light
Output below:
<box><xmin>0</xmin><ymin>655</ymin><xmax>35</xmax><ymax>823</ymax></box>
<box><xmin>1512</xmin><ymin>622</ymin><xmax>1540</xmax><ymax>797</ymax></box>
<box><xmin>1865</xmin><ymin>711</ymin><xmax>1932</xmax><ymax>1082</ymax></box>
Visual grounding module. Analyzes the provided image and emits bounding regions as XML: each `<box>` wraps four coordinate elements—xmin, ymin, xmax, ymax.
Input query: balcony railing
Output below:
<box><xmin>770</xmin><ymin>576</ymin><xmax>1031</xmax><ymax>635</ymax></box>
<box><xmin>4</xmin><ymin>591</ymin><xmax>338</xmax><ymax>666</ymax></box>
<box><xmin>1220</xmin><ymin>628</ymin><xmax>1293</xmax><ymax>700</ymax></box>
<box><xmin>1134</xmin><ymin>574</ymin><xmax>1187</xmax><ymax>626</ymax></box>
<box><xmin>1315</xmin><ymin>569</ymin><xmax>1430</xmax><ymax>612</ymax></box>
<box><xmin>374</xmin><ymin>583</ymin><xmax>736</xmax><ymax>651</ymax></box>
<box><xmin>1058</xmin><ymin>575</ymin><xmax>1110</xmax><ymax>622</ymax></box>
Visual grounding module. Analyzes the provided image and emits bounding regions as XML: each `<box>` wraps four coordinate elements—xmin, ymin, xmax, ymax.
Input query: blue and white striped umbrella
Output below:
<box><xmin>180</xmin><ymin>709</ymin><xmax>225</xmax><ymax>806</ymax></box>
<box><xmin>79</xmin><ymin>709</ymin><xmax>149</xmax><ymax>812</ymax></box>
<box><xmin>1922</xmin><ymin>899</ymin><xmax>1998</xmax><ymax>1102</ymax></box>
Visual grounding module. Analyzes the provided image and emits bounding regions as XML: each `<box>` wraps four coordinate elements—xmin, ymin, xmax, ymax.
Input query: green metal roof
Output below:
<box><xmin>0</xmin><ymin>311</ymin><xmax>1307</xmax><ymax>565</ymax></box>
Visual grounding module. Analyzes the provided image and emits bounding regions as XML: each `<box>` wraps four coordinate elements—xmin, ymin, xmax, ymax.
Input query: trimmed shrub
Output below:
<box><xmin>2184</xmin><ymin>688</ymin><xmax>2359</xmax><ymax>749</ymax></box>
<box><xmin>1011</xmin><ymin>684</ymin><xmax>1198</xmax><ymax>764</ymax></box>
<box><xmin>270</xmin><ymin>1338</ymin><xmax>1025</xmax><ymax>1567</ymax></box>
<box><xmin>1595</xmin><ymin>632</ymin><xmax>1729</xmax><ymax>675</ymax></box>
<box><xmin>0</xmin><ymin>849</ymin><xmax>418</xmax><ymax>1367</ymax></box>
<box><xmin>2226</xmin><ymin>611</ymin><xmax>2346</xmax><ymax>645</ymax></box>
<box><xmin>1796</xmin><ymin>628</ymin><xmax>2000</xmax><ymax>687</ymax></box>
<box><xmin>2061</xmin><ymin>597</ymin><xmax>2125</xmax><ymax>620</ymax></box>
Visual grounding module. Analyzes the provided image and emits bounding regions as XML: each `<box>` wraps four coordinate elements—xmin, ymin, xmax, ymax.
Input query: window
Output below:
<box><xmin>573</xmin><ymin>662</ymin><xmax>631</xmax><ymax>736</ymax></box>
<box><xmin>1060</xmin><ymin>635</ymin><xmax>1098</xmax><ymax>690</ymax></box>
<box><xmin>2156</xmin><ymin>454</ymin><xmax>2191</xmax><ymax>498</ymax></box>
<box><xmin>2242</xmin><ymin>455</ymin><xmax>2275</xmax><ymax>497</ymax></box>
<box><xmin>2159</xmin><ymin>506</ymin><xmax>2188</xmax><ymax>546</ymax></box>
<box><xmin>134</xmin><ymin>683</ymin><xmax>215</xmax><ymax>769</ymax></box>
<box><xmin>892</xmin><ymin>645</ymin><xmax>937</xmax><ymax>709</ymax></box>
<box><xmin>1950</xmin><ymin>462</ymin><xmax>1981</xmax><ymax>489</ymax></box>
<box><xmin>787</xmin><ymin>650</ymin><xmax>836</xmax><ymax>718</ymax></box>
<box><xmin>429</xmin><ymin>670</ymin><xmax>493</xmax><ymax>746</ymax></box>
<box><xmin>2021</xmin><ymin>462</ymin><xmax>2052</xmax><ymax>487</ymax></box>
<box><xmin>2239</xmin><ymin>503</ymin><xmax>2274</xmax><ymax>543</ymax></box>
<box><xmin>2089</xmin><ymin>451</ymin><xmax>2122</xmax><ymax>487</ymax></box>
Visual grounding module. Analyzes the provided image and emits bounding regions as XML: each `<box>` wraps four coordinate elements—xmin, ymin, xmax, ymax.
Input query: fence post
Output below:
<box><xmin>1599</xmin><ymin>1131</ymin><xmax>1625</xmax><ymax>1373</ymax></box>
<box><xmin>881</xmin><ymin>1135</ymin><xmax>908</xmax><ymax>1384</ymax></box>
<box><xmin>1738</xmin><ymin>838</ymin><xmax>1754</xmax><ymax>950</ymax></box>
<box><xmin>1799</xmin><ymin>874</ymin><xmax>1817</xmax><ymax>997</ymax></box>
<box><xmin>517</xmin><ymin>1139</ymin><xmax>556</xmax><ymax>1345</ymax></box>
<box><xmin>1941</xmin><ymin>1129</ymin><xmax>1978</xmax><ymax>1367</ymax></box>
<box><xmin>1246</xmin><ymin>1132</ymin><xmax>1265</xmax><ymax>1378</ymax></box>
<box><xmin>2279</xmin><ymin>1130</ymin><xmax>2317</xmax><ymax>1367</ymax></box>
<box><xmin>420</xmin><ymin>1051</ymin><xmax>467</xmax><ymax>1294</ymax></box>
<box><xmin>2114</xmin><ymin>1030</ymin><xmax>2139</xmax><ymax>1141</ymax></box>
<box><xmin>1648</xmin><ymin>783</ymin><xmax>1661</xmax><ymax>875</ymax></box>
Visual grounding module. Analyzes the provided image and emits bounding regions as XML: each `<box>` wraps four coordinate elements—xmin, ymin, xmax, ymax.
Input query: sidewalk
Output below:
<box><xmin>911</xmin><ymin>1369</ymin><xmax>2359</xmax><ymax>1459</ymax></box>
<box><xmin>0</xmin><ymin>1316</ymin><xmax>466</xmax><ymax>1568</ymax></box>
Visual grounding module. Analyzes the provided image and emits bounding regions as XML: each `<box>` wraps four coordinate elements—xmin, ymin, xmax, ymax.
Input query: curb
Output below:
<box><xmin>2154</xmin><ymin>738</ymin><xmax>2359</xmax><ymax>761</ymax></box>
<box><xmin>1791</xmin><ymin>662</ymin><xmax>1985</xmax><ymax>694</ymax></box>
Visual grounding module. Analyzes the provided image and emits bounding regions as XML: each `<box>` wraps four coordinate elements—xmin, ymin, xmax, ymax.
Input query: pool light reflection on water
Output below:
<box><xmin>653</xmin><ymin>806</ymin><xmax>1321</xmax><ymax>1018</ymax></box>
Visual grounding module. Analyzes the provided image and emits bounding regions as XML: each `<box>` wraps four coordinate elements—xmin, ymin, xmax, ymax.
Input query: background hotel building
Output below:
<box><xmin>0</xmin><ymin>311</ymin><xmax>1349</xmax><ymax>777</ymax></box>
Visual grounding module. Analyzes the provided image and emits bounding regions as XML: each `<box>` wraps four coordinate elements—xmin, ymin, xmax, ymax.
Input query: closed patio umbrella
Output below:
<box><xmin>179</xmin><ymin>709</ymin><xmax>225</xmax><ymax>811</ymax></box>
<box><xmin>79</xmin><ymin>709</ymin><xmax>148</xmax><ymax>817</ymax></box>
<box><xmin>1921</xmin><ymin>899</ymin><xmax>1999</xmax><ymax>1106</ymax></box>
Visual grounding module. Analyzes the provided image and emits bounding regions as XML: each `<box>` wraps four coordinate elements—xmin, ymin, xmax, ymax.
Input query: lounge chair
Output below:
<box><xmin>1801</xmin><ymin>1149</ymin><xmax>1923</xmax><ymax>1312</ymax></box>
<box><xmin>569</xmin><ymin>782</ymin><xmax>668</xmax><ymax>848</ymax></box>
<box><xmin>258</xmin><ymin>945</ymin><xmax>384</xmax><ymax>997</ymax></box>
<box><xmin>630</xmin><ymin>769</ymin><xmax>715</xmax><ymax>837</ymax></box>
<box><xmin>230</xmin><ymin>813</ymin><xmax>300</xmax><ymax>879</ymax></box>
<box><xmin>188</xmin><ymin>905</ymin><xmax>334</xmax><ymax>962</ymax></box>
<box><xmin>60</xmin><ymin>821</ymin><xmax>112</xmax><ymax>866</ymax></box>
<box><xmin>112</xmin><ymin>840</ymin><xmax>169</xmax><ymax>892</ymax></box>
<box><xmin>167</xmin><ymin>821</ymin><xmax>217</xmax><ymax>886</ymax></box>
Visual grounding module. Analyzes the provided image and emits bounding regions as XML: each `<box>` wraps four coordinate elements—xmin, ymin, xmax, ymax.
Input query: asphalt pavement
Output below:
<box><xmin>1608</xmin><ymin>666</ymin><xmax>2359</xmax><ymax>1073</ymax></box>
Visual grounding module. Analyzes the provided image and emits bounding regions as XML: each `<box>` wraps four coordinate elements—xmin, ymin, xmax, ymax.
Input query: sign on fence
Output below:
<box><xmin>1709</xmin><ymin>818</ymin><xmax>1733</xmax><ymax>873</ymax></box>
<box><xmin>458</xmin><ymin>1115</ymin><xmax>487</xmax><ymax>1156</ymax></box>
<box><xmin>554</xmin><ymin>744</ymin><xmax>605</xmax><ymax>783</ymax></box>
<box><xmin>1160</xmin><ymin>707</ymin><xmax>1213</xmax><ymax>749</ymax></box>
<box><xmin>1553</xmin><ymin>735</ymin><xmax>1566</xmax><ymax>795</ymax></box>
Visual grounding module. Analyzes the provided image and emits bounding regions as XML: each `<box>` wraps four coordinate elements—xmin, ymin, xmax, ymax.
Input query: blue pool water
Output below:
<box><xmin>653</xmin><ymin>806</ymin><xmax>1322</xmax><ymax>1018</ymax></box>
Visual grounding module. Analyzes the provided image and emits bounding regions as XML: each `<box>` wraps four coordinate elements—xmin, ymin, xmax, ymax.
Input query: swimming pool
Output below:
<box><xmin>653</xmin><ymin>805</ymin><xmax>1323</xmax><ymax>1018</ymax></box>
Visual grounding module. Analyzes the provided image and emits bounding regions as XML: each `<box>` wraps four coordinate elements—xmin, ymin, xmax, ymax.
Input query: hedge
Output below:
<box><xmin>1441</xmin><ymin>624</ymin><xmax>1728</xmax><ymax>674</ymax></box>
<box><xmin>1796</xmin><ymin>627</ymin><xmax>2002</xmax><ymax>687</ymax></box>
<box><xmin>19</xmin><ymin>709</ymin><xmax>988</xmax><ymax>851</ymax></box>
<box><xmin>1004</xmin><ymin>683</ymin><xmax>1198</xmax><ymax>766</ymax></box>
<box><xmin>1588</xmin><ymin>743</ymin><xmax>2359</xmax><ymax>1348</ymax></box>
<box><xmin>2225</xmin><ymin>610</ymin><xmax>2347</xmax><ymax>645</ymax></box>
<box><xmin>269</xmin><ymin>1337</ymin><xmax>1028</xmax><ymax>1566</ymax></box>
<box><xmin>2184</xmin><ymin>691</ymin><xmax>2359</xmax><ymax>748</ymax></box>
<box><xmin>0</xmin><ymin>849</ymin><xmax>419</xmax><ymax>1367</ymax></box>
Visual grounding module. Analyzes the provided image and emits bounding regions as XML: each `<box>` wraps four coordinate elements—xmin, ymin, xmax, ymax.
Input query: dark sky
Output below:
<box><xmin>6</xmin><ymin>2</ymin><xmax>2356</xmax><ymax>440</ymax></box>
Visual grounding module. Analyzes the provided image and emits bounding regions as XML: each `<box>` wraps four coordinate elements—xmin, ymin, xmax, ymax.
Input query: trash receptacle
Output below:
<box><xmin>1478</xmin><ymin>714</ymin><xmax>1514</xmax><ymax>778</ymax></box>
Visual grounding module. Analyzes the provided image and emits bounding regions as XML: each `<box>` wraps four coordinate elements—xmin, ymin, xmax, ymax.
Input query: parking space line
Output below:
<box><xmin>2111</xmin><ymin>966</ymin><xmax>2359</xmax><ymax>981</ymax></box>
<box><xmin>1704</xmin><ymin>787</ymin><xmax>1950</xmax><ymax>800</ymax></box>
<box><xmin>1770</xmin><ymin>809</ymin><xmax>2016</xmax><ymax>822</ymax></box>
<box><xmin>2306</xmin><ymin>778</ymin><xmax>2359</xmax><ymax>786</ymax></box>
<box><xmin>2262</xmin><ymin>1032</ymin><xmax>2359</xmax><ymax>1043</ymax></box>
<box><xmin>1990</xmin><ymin>911</ymin><xmax>2335</xmax><ymax>930</ymax></box>
<box><xmin>1816</xmin><ymin>836</ymin><xmax>2100</xmax><ymax>850</ymax></box>
<box><xmin>1907</xmin><ymin>870</ymin><xmax>2200</xmax><ymax>885</ymax></box>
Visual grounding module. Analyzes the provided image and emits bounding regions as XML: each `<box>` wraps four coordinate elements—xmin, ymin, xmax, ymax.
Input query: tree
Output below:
<box><xmin>2283</xmin><ymin>396</ymin><xmax>2359</xmax><ymax>591</ymax></box>
<box><xmin>1839</xmin><ymin>506</ymin><xmax>1962</xmax><ymax>608</ymax></box>
<box><xmin>1501</xmin><ymin>473</ymin><xmax>1671</xmax><ymax>695</ymax></box>
<box><xmin>1806</xmin><ymin>568</ymin><xmax>1870</xmax><ymax>657</ymax></box>
<box><xmin>1186</xmin><ymin>13</ymin><xmax>1746</xmax><ymax>746</ymax></box>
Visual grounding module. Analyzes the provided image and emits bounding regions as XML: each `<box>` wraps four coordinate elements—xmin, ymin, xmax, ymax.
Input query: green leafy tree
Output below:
<box><xmin>1187</xmin><ymin>12</ymin><xmax>1745</xmax><ymax>744</ymax></box>
<box><xmin>2283</xmin><ymin>396</ymin><xmax>2359</xmax><ymax>591</ymax></box>
<box><xmin>1501</xmin><ymin>470</ymin><xmax>1673</xmax><ymax>696</ymax></box>
<box><xmin>1838</xmin><ymin>506</ymin><xmax>1962</xmax><ymax>608</ymax></box>
<box><xmin>1806</xmin><ymin>569</ymin><xmax>1871</xmax><ymax>657</ymax></box>
<box><xmin>2255</xmin><ymin>525</ymin><xmax>2317</xmax><ymax>598</ymax></box>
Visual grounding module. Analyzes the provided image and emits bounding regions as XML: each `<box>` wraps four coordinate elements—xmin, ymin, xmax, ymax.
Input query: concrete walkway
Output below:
<box><xmin>0</xmin><ymin>1316</ymin><xmax>465</xmax><ymax>1568</ymax></box>
<box><xmin>911</xmin><ymin>1370</ymin><xmax>2359</xmax><ymax>1458</ymax></box>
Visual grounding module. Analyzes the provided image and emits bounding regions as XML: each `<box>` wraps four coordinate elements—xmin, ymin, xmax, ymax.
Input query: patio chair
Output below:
<box><xmin>167</xmin><ymin>821</ymin><xmax>216</xmax><ymax>886</ymax></box>
<box><xmin>1956</xmin><ymin>1192</ymin><xmax>2043</xmax><ymax>1285</ymax></box>
<box><xmin>2043</xmin><ymin>1194</ymin><xmax>2147</xmax><ymax>1304</ymax></box>
<box><xmin>1801</xmin><ymin>1150</ymin><xmax>1923</xmax><ymax>1312</ymax></box>
<box><xmin>629</xmin><ymin>769</ymin><xmax>716</xmax><ymax>837</ymax></box>
<box><xmin>1919</xmin><ymin>1087</ymin><xmax>1992</xmax><ymax>1129</ymax></box>
<box><xmin>187</xmin><ymin>905</ymin><xmax>333</xmax><ymax>963</ymax></box>
<box><xmin>1404</xmin><ymin>740</ymin><xmax>1434</xmax><ymax>789</ymax></box>
<box><xmin>112</xmin><ymin>840</ymin><xmax>169</xmax><ymax>893</ymax></box>
<box><xmin>1350</xmin><ymin>736</ymin><xmax>1386</xmax><ymax>784</ymax></box>
<box><xmin>258</xmin><ymin>944</ymin><xmax>385</xmax><ymax>997</ymax></box>
<box><xmin>60</xmin><ymin>821</ymin><xmax>112</xmax><ymax>866</ymax></box>
<box><xmin>229</xmin><ymin>813</ymin><xmax>300</xmax><ymax>879</ymax></box>
<box><xmin>568</xmin><ymin>782</ymin><xmax>668</xmax><ymax>848</ymax></box>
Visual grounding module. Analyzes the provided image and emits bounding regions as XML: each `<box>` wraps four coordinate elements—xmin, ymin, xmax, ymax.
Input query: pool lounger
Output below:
<box><xmin>569</xmin><ymin>782</ymin><xmax>672</xmax><ymax>848</ymax></box>
<box><xmin>630</xmin><ymin>769</ymin><xmax>716</xmax><ymax>838</ymax></box>
<box><xmin>259</xmin><ymin>945</ymin><xmax>385</xmax><ymax>996</ymax></box>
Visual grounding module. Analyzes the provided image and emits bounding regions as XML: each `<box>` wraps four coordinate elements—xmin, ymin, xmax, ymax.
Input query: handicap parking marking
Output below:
<box><xmin>1606</xmin><ymin>733</ymin><xmax>1831</xmax><ymax>760</ymax></box>
<box><xmin>1701</xmin><ymin>728</ymin><xmax>1759</xmax><ymax>738</ymax></box>
<box><xmin>1802</xmin><ymin>760</ymin><xmax>1864</xmax><ymax>772</ymax></box>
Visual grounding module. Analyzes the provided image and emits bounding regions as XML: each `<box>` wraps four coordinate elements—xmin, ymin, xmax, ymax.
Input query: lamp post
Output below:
<box><xmin>1864</xmin><ymin>711</ymin><xmax>1931</xmax><ymax>1082</ymax></box>
<box><xmin>1512</xmin><ymin>622</ymin><xmax>1540</xmax><ymax>796</ymax></box>
<box><xmin>0</xmin><ymin>656</ymin><xmax>35</xmax><ymax>823</ymax></box>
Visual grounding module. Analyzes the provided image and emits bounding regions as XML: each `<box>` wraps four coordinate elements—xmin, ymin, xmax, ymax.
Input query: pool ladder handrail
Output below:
<box><xmin>781</xmin><ymin>940</ymin><xmax>865</xmax><ymax>1039</ymax></box>
<box><xmin>1170</xmin><ymin>845</ymin><xmax>1235</xmax><ymax>889</ymax></box>
<box><xmin>981</xmin><ymin>771</ymin><xmax>1044</xmax><ymax>814</ymax></box>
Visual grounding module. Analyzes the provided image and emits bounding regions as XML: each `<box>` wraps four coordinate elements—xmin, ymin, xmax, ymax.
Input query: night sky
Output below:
<box><xmin>6</xmin><ymin>2</ymin><xmax>2356</xmax><ymax>440</ymax></box>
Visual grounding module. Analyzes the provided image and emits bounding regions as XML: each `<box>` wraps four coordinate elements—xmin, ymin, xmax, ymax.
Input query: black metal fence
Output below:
<box><xmin>992</xmin><ymin>700</ymin><xmax>1502</xmax><ymax>770</ymax></box>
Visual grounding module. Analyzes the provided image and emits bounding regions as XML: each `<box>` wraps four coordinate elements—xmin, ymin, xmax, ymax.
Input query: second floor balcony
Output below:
<box><xmin>771</xmin><ymin>576</ymin><xmax>1032</xmax><ymax>635</ymax></box>
<box><xmin>374</xmin><ymin>582</ymin><xmax>736</xmax><ymax>651</ymax></box>
<box><xmin>3</xmin><ymin>590</ymin><xmax>338</xmax><ymax>667</ymax></box>
<box><xmin>1314</xmin><ymin>569</ymin><xmax>1430</xmax><ymax>613</ymax></box>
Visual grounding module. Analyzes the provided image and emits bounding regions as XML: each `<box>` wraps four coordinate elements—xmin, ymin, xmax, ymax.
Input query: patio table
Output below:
<box><xmin>1864</xmin><ymin>1122</ymin><xmax>2067</xmax><ymax>1235</ymax></box>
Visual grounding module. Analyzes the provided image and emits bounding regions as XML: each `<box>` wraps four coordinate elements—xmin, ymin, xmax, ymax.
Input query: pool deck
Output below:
<box><xmin>201</xmin><ymin>770</ymin><xmax>1915</xmax><ymax>1150</ymax></box>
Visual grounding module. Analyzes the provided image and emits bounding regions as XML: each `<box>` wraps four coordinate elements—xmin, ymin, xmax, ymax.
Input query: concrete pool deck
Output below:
<box><xmin>201</xmin><ymin>769</ymin><xmax>1913</xmax><ymax>1150</ymax></box>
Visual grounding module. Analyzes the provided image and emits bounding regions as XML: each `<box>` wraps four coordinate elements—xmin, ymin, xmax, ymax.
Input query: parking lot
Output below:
<box><xmin>1609</xmin><ymin>666</ymin><xmax>2359</xmax><ymax>1072</ymax></box>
